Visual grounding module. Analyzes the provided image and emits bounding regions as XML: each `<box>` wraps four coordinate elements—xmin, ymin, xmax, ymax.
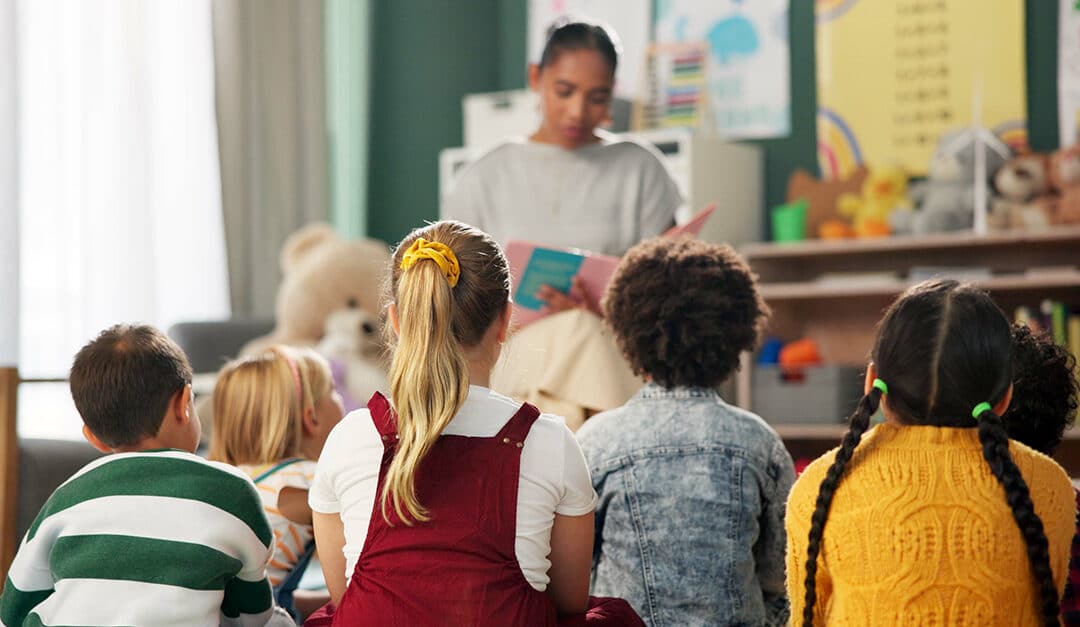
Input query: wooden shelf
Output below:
<box><xmin>759</xmin><ymin>272</ymin><xmax>1080</xmax><ymax>302</ymax></box>
<box><xmin>740</xmin><ymin>226</ymin><xmax>1080</xmax><ymax>261</ymax></box>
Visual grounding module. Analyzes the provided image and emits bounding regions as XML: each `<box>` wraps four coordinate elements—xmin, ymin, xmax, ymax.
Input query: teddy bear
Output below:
<box><xmin>1047</xmin><ymin>144</ymin><xmax>1080</xmax><ymax>225</ymax></box>
<box><xmin>989</xmin><ymin>153</ymin><xmax>1052</xmax><ymax>231</ymax></box>
<box><xmin>907</xmin><ymin>128</ymin><xmax>1011</xmax><ymax>234</ymax></box>
<box><xmin>242</xmin><ymin>222</ymin><xmax>391</xmax><ymax>411</ymax></box>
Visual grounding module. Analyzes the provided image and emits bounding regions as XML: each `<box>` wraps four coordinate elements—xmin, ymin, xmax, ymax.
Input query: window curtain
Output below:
<box><xmin>212</xmin><ymin>0</ymin><xmax>329</xmax><ymax>318</ymax></box>
<box><xmin>16</xmin><ymin>0</ymin><xmax>230</xmax><ymax>379</ymax></box>
<box><xmin>1</xmin><ymin>0</ymin><xmax>17</xmax><ymax>368</ymax></box>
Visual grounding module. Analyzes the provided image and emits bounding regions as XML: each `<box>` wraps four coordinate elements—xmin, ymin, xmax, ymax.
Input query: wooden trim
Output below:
<box><xmin>0</xmin><ymin>367</ymin><xmax>17</xmax><ymax>577</ymax></box>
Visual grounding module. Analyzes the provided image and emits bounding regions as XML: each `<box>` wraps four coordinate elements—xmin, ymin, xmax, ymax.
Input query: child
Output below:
<box><xmin>786</xmin><ymin>280</ymin><xmax>1077</xmax><ymax>626</ymax></box>
<box><xmin>576</xmin><ymin>237</ymin><xmax>794</xmax><ymax>626</ymax></box>
<box><xmin>304</xmin><ymin>220</ymin><xmax>642</xmax><ymax>625</ymax></box>
<box><xmin>0</xmin><ymin>324</ymin><xmax>294</xmax><ymax>626</ymax></box>
<box><xmin>209</xmin><ymin>345</ymin><xmax>344</xmax><ymax>619</ymax></box>
<box><xmin>999</xmin><ymin>324</ymin><xmax>1080</xmax><ymax>625</ymax></box>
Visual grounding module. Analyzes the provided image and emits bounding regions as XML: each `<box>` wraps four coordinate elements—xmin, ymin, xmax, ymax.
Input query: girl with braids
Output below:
<box><xmin>303</xmin><ymin>221</ymin><xmax>643</xmax><ymax>626</ymax></box>
<box><xmin>785</xmin><ymin>279</ymin><xmax>1076</xmax><ymax>626</ymax></box>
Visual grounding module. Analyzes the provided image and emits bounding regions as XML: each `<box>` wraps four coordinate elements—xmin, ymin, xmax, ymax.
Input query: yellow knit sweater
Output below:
<box><xmin>785</xmin><ymin>423</ymin><xmax>1076</xmax><ymax>626</ymax></box>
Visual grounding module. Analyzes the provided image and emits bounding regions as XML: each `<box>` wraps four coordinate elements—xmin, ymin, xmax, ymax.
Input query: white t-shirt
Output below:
<box><xmin>441</xmin><ymin>135</ymin><xmax>683</xmax><ymax>256</ymax></box>
<box><xmin>309</xmin><ymin>385</ymin><xmax>597</xmax><ymax>591</ymax></box>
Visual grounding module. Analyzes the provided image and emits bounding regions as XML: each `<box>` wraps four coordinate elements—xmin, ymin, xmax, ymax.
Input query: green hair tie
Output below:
<box><xmin>971</xmin><ymin>401</ymin><xmax>992</xmax><ymax>419</ymax></box>
<box><xmin>871</xmin><ymin>378</ymin><xmax>888</xmax><ymax>395</ymax></box>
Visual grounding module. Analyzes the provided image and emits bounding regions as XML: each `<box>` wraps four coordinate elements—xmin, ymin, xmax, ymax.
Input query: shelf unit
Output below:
<box><xmin>737</xmin><ymin>227</ymin><xmax>1080</xmax><ymax>473</ymax></box>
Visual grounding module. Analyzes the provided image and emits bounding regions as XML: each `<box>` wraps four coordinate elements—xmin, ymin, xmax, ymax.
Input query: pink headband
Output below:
<box><xmin>272</xmin><ymin>347</ymin><xmax>303</xmax><ymax>406</ymax></box>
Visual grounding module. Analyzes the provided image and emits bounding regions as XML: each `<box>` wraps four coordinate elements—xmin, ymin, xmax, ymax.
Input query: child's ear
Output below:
<box><xmin>301</xmin><ymin>406</ymin><xmax>318</xmax><ymax>437</ymax></box>
<box><xmin>173</xmin><ymin>384</ymin><xmax>193</xmax><ymax>424</ymax></box>
<box><xmin>82</xmin><ymin>425</ymin><xmax>112</xmax><ymax>453</ymax></box>
<box><xmin>496</xmin><ymin>301</ymin><xmax>512</xmax><ymax>344</ymax></box>
<box><xmin>993</xmin><ymin>383</ymin><xmax>1014</xmax><ymax>416</ymax></box>
<box><xmin>388</xmin><ymin>303</ymin><xmax>401</xmax><ymax>337</ymax></box>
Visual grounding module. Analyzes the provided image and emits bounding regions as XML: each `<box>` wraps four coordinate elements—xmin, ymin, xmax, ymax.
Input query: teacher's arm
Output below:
<box><xmin>440</xmin><ymin>164</ymin><xmax>486</xmax><ymax>230</ymax></box>
<box><xmin>638</xmin><ymin>151</ymin><xmax>684</xmax><ymax>239</ymax></box>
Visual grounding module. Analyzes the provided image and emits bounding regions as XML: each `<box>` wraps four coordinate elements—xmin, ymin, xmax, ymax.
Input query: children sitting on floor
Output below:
<box><xmin>209</xmin><ymin>345</ymin><xmax>345</xmax><ymax>620</ymax></box>
<box><xmin>576</xmin><ymin>237</ymin><xmax>795</xmax><ymax>625</ymax></box>
<box><xmin>0</xmin><ymin>324</ymin><xmax>294</xmax><ymax>626</ymax></box>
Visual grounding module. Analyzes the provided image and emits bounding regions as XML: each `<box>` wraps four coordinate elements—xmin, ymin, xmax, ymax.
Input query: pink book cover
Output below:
<box><xmin>506</xmin><ymin>203</ymin><xmax>715</xmax><ymax>327</ymax></box>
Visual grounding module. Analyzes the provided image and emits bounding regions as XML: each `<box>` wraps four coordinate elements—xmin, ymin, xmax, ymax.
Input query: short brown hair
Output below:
<box><xmin>603</xmin><ymin>237</ymin><xmax>769</xmax><ymax>389</ymax></box>
<box><xmin>70</xmin><ymin>324</ymin><xmax>193</xmax><ymax>447</ymax></box>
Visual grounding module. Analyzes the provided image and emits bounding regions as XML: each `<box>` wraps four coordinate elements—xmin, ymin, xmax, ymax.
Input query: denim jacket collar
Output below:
<box><xmin>634</xmin><ymin>381</ymin><xmax>722</xmax><ymax>401</ymax></box>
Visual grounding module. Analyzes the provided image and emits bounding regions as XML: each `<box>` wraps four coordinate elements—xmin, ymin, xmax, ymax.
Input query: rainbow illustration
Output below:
<box><xmin>815</xmin><ymin>0</ymin><xmax>860</xmax><ymax>23</ymax></box>
<box><xmin>993</xmin><ymin>120</ymin><xmax>1029</xmax><ymax>155</ymax></box>
<box><xmin>817</xmin><ymin>107</ymin><xmax>864</xmax><ymax>180</ymax></box>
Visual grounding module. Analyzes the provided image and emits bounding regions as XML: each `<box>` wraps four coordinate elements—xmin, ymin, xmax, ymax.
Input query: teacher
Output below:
<box><xmin>442</xmin><ymin>19</ymin><xmax>683</xmax><ymax>259</ymax></box>
<box><xmin>441</xmin><ymin>19</ymin><xmax>684</xmax><ymax>428</ymax></box>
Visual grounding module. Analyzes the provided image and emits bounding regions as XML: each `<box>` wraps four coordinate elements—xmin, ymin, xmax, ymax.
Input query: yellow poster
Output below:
<box><xmin>815</xmin><ymin>0</ymin><xmax>1027</xmax><ymax>179</ymax></box>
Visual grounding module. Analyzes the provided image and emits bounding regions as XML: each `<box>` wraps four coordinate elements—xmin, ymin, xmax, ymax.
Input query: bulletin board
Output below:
<box><xmin>815</xmin><ymin>0</ymin><xmax>1028</xmax><ymax>179</ymax></box>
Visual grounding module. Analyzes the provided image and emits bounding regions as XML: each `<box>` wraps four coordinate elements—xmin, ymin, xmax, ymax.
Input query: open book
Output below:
<box><xmin>506</xmin><ymin>204</ymin><xmax>716</xmax><ymax>326</ymax></box>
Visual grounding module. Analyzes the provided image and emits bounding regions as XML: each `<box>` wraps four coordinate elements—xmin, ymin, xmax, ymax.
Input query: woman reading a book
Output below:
<box><xmin>441</xmin><ymin>19</ymin><xmax>683</xmax><ymax>427</ymax></box>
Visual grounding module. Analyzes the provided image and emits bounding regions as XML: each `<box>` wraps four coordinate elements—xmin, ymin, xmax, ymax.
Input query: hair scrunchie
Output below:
<box><xmin>400</xmin><ymin>238</ymin><xmax>460</xmax><ymax>288</ymax></box>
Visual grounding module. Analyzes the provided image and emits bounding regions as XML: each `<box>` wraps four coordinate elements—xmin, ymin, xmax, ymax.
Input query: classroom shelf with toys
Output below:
<box><xmin>735</xmin><ymin>226</ymin><xmax>1080</xmax><ymax>475</ymax></box>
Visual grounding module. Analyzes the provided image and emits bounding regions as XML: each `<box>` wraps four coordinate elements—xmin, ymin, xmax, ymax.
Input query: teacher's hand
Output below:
<box><xmin>537</xmin><ymin>277</ymin><xmax>602</xmax><ymax>317</ymax></box>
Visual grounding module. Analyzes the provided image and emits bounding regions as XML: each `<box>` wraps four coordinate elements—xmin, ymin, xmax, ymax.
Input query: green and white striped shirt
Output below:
<box><xmin>0</xmin><ymin>449</ymin><xmax>286</xmax><ymax>626</ymax></box>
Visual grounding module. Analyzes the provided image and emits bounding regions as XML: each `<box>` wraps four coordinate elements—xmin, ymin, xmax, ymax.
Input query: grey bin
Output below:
<box><xmin>752</xmin><ymin>364</ymin><xmax>865</xmax><ymax>425</ymax></box>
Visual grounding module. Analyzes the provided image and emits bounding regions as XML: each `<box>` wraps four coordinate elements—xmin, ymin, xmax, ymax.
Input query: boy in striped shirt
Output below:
<box><xmin>0</xmin><ymin>324</ymin><xmax>294</xmax><ymax>626</ymax></box>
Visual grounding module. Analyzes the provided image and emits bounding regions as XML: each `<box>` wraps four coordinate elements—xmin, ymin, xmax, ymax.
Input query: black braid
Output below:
<box><xmin>801</xmin><ymin>387</ymin><xmax>881</xmax><ymax>627</ymax></box>
<box><xmin>977</xmin><ymin>408</ymin><xmax>1060</xmax><ymax>627</ymax></box>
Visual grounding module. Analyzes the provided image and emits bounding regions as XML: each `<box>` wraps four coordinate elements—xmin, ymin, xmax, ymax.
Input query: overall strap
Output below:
<box><xmin>494</xmin><ymin>402</ymin><xmax>541</xmax><ymax>448</ymax></box>
<box><xmin>367</xmin><ymin>392</ymin><xmax>398</xmax><ymax>447</ymax></box>
<box><xmin>252</xmin><ymin>458</ymin><xmax>304</xmax><ymax>484</ymax></box>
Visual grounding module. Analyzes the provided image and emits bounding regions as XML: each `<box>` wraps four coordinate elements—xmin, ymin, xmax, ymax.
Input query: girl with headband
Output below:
<box><xmin>209</xmin><ymin>345</ymin><xmax>345</xmax><ymax>620</ymax></box>
<box><xmin>784</xmin><ymin>279</ymin><xmax>1076</xmax><ymax>626</ymax></box>
<box><xmin>304</xmin><ymin>220</ymin><xmax>642</xmax><ymax>625</ymax></box>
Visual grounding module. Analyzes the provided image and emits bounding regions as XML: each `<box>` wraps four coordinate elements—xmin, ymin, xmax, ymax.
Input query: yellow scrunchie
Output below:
<box><xmin>400</xmin><ymin>238</ymin><xmax>460</xmax><ymax>288</ymax></box>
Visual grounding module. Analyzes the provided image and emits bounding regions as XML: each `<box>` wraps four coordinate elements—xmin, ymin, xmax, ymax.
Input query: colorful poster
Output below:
<box><xmin>815</xmin><ymin>0</ymin><xmax>1027</xmax><ymax>179</ymax></box>
<box><xmin>1059</xmin><ymin>0</ymin><xmax>1080</xmax><ymax>146</ymax></box>
<box><xmin>634</xmin><ymin>42</ymin><xmax>708</xmax><ymax>130</ymax></box>
<box><xmin>527</xmin><ymin>0</ymin><xmax>651</xmax><ymax>100</ymax></box>
<box><xmin>653</xmin><ymin>0</ymin><xmax>791</xmax><ymax>139</ymax></box>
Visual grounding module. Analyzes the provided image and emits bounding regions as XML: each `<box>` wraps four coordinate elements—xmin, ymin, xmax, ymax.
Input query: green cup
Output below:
<box><xmin>771</xmin><ymin>198</ymin><xmax>808</xmax><ymax>242</ymax></box>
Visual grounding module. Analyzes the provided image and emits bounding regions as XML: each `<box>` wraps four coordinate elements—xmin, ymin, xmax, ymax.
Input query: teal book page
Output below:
<box><xmin>515</xmin><ymin>248</ymin><xmax>584</xmax><ymax>310</ymax></box>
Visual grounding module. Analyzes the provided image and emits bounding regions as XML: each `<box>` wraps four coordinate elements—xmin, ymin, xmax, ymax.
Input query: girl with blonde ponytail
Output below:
<box><xmin>307</xmin><ymin>221</ymin><xmax>643</xmax><ymax>626</ymax></box>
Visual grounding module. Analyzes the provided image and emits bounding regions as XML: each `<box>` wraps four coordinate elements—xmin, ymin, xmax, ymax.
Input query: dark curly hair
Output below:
<box><xmin>602</xmin><ymin>237</ymin><xmax>769</xmax><ymax>389</ymax></box>
<box><xmin>1002</xmin><ymin>324</ymin><xmax>1078</xmax><ymax>456</ymax></box>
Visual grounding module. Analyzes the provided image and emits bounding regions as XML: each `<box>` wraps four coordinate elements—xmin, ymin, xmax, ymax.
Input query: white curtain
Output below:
<box><xmin>17</xmin><ymin>0</ymin><xmax>230</xmax><ymax>379</ymax></box>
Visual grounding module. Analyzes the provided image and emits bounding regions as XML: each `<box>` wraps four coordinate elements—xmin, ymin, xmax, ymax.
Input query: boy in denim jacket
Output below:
<box><xmin>577</xmin><ymin>238</ymin><xmax>794</xmax><ymax>627</ymax></box>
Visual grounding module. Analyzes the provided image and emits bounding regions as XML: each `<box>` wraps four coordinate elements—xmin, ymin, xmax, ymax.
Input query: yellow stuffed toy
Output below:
<box><xmin>836</xmin><ymin>166</ymin><xmax>909</xmax><ymax>237</ymax></box>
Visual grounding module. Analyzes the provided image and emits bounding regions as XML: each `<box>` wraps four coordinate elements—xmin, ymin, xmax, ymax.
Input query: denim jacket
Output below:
<box><xmin>576</xmin><ymin>383</ymin><xmax>795</xmax><ymax>627</ymax></box>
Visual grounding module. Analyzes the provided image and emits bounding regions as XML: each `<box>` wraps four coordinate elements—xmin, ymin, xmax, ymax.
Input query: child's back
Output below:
<box><xmin>581</xmin><ymin>392</ymin><xmax>791</xmax><ymax>626</ymax></box>
<box><xmin>5</xmin><ymin>449</ymin><xmax>276</xmax><ymax>626</ymax></box>
<box><xmin>788</xmin><ymin>424</ymin><xmax>1073</xmax><ymax>625</ymax></box>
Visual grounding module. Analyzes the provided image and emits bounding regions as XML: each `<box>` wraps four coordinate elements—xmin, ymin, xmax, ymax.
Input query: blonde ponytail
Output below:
<box><xmin>381</xmin><ymin>221</ymin><xmax>510</xmax><ymax>525</ymax></box>
<box><xmin>382</xmin><ymin>260</ymin><xmax>470</xmax><ymax>524</ymax></box>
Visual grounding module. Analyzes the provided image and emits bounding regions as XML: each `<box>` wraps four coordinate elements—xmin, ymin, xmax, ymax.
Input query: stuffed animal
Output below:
<box><xmin>836</xmin><ymin>165</ymin><xmax>908</xmax><ymax>237</ymax></box>
<box><xmin>316</xmin><ymin>303</ymin><xmax>388</xmax><ymax>411</ymax></box>
<box><xmin>989</xmin><ymin>154</ymin><xmax>1052</xmax><ymax>230</ymax></box>
<box><xmin>787</xmin><ymin>166</ymin><xmax>869</xmax><ymax>239</ymax></box>
<box><xmin>908</xmin><ymin>128</ymin><xmax>1011</xmax><ymax>234</ymax></box>
<box><xmin>242</xmin><ymin>222</ymin><xmax>391</xmax><ymax>411</ymax></box>
<box><xmin>1047</xmin><ymin>144</ymin><xmax>1080</xmax><ymax>225</ymax></box>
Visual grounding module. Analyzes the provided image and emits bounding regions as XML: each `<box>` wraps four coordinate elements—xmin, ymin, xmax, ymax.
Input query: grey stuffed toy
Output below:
<box><xmin>905</xmin><ymin>128</ymin><xmax>1012</xmax><ymax>234</ymax></box>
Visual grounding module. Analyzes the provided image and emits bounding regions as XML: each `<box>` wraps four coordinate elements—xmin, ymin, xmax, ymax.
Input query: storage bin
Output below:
<box><xmin>751</xmin><ymin>364</ymin><xmax>864</xmax><ymax>424</ymax></box>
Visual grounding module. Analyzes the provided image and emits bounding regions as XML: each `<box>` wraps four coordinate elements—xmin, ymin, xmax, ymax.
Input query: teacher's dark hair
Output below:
<box><xmin>539</xmin><ymin>19</ymin><xmax>620</xmax><ymax>78</ymax></box>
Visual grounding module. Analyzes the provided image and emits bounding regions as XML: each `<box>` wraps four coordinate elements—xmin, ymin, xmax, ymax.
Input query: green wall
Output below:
<box><xmin>366</xmin><ymin>0</ymin><xmax>1061</xmax><ymax>245</ymax></box>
